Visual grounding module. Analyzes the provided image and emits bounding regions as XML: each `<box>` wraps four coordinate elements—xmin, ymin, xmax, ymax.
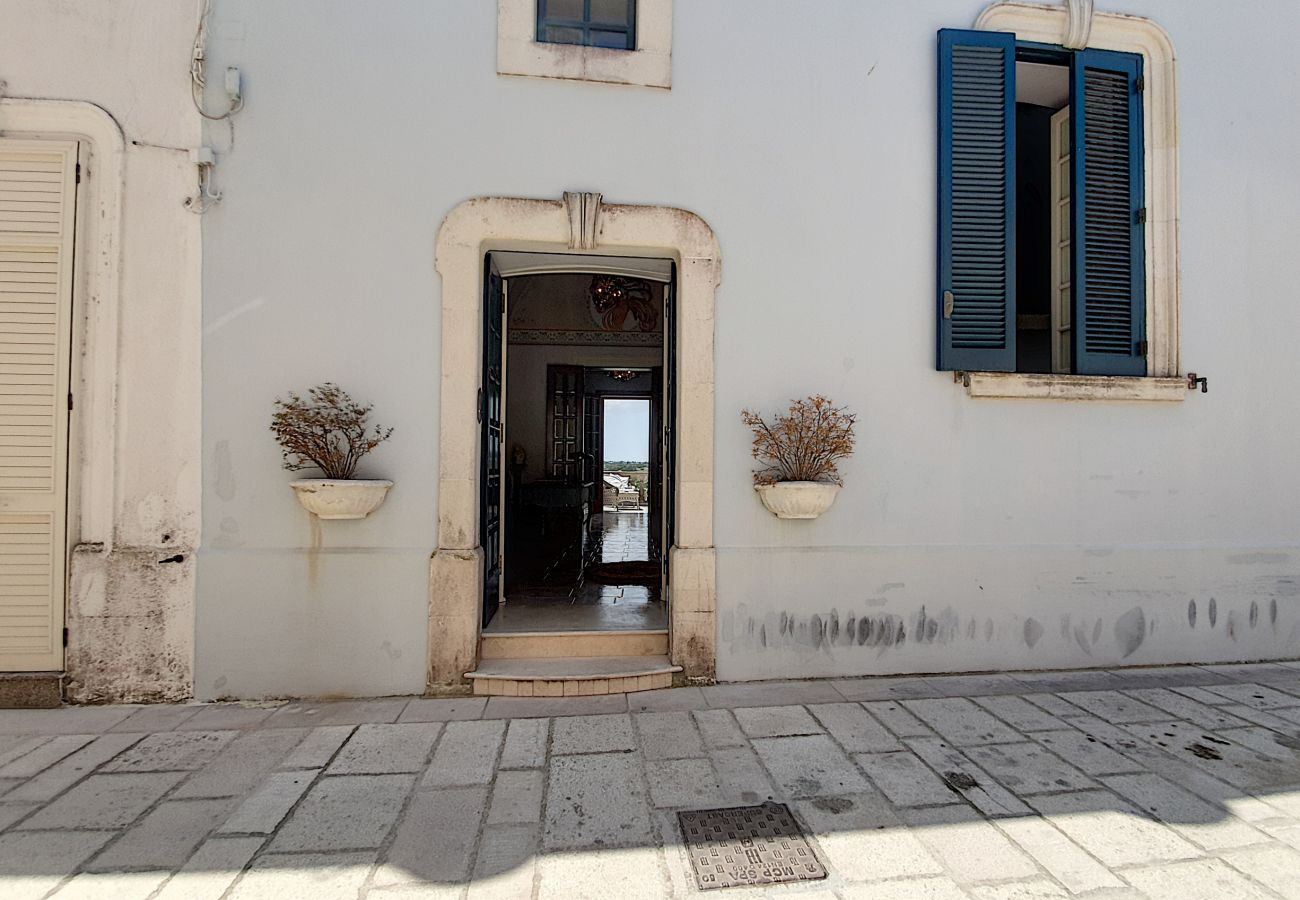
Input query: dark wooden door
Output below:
<box><xmin>481</xmin><ymin>258</ymin><xmax>505</xmax><ymax>627</ymax></box>
<box><xmin>649</xmin><ymin>368</ymin><xmax>663</xmax><ymax>558</ymax></box>
<box><xmin>661</xmin><ymin>273</ymin><xmax>677</xmax><ymax>583</ymax></box>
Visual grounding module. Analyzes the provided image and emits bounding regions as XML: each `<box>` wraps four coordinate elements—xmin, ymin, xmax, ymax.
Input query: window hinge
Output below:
<box><xmin>1136</xmin><ymin>207</ymin><xmax>1147</xmax><ymax>225</ymax></box>
<box><xmin>477</xmin><ymin>388</ymin><xmax>482</xmax><ymax>423</ymax></box>
<box><xmin>1135</xmin><ymin>76</ymin><xmax>1145</xmax><ymax>93</ymax></box>
<box><xmin>67</xmin><ymin>392</ymin><xmax>73</xmax><ymax>411</ymax></box>
<box><xmin>1136</xmin><ymin>340</ymin><xmax>1149</xmax><ymax>356</ymax></box>
<box><xmin>1187</xmin><ymin>372</ymin><xmax>1208</xmax><ymax>393</ymax></box>
<box><xmin>62</xmin><ymin>627</ymin><xmax>68</xmax><ymax>647</ymax></box>
<box><xmin>75</xmin><ymin>163</ymin><xmax>82</xmax><ymax>184</ymax></box>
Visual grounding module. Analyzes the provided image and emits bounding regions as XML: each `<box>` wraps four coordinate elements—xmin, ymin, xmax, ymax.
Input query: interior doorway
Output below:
<box><xmin>481</xmin><ymin>252</ymin><xmax>674</xmax><ymax>637</ymax></box>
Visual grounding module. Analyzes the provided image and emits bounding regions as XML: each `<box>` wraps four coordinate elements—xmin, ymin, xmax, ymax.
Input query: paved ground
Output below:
<box><xmin>2</xmin><ymin>662</ymin><xmax>1300</xmax><ymax>899</ymax></box>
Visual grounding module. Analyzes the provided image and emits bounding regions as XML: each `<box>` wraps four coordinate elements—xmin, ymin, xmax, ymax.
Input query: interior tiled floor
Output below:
<box><xmin>487</xmin><ymin>508</ymin><xmax>666</xmax><ymax>634</ymax></box>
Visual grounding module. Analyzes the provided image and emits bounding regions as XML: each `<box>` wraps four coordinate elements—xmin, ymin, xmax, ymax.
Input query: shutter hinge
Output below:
<box><xmin>75</xmin><ymin>163</ymin><xmax>82</xmax><ymax>184</ymax></box>
<box><xmin>1136</xmin><ymin>340</ymin><xmax>1149</xmax><ymax>356</ymax></box>
<box><xmin>1136</xmin><ymin>207</ymin><xmax>1147</xmax><ymax>225</ymax></box>
<box><xmin>477</xmin><ymin>387</ymin><xmax>482</xmax><ymax>423</ymax></box>
<box><xmin>62</xmin><ymin>627</ymin><xmax>69</xmax><ymax>647</ymax></box>
<box><xmin>1135</xmin><ymin>76</ymin><xmax>1145</xmax><ymax>93</ymax></box>
<box><xmin>1187</xmin><ymin>372</ymin><xmax>1208</xmax><ymax>393</ymax></box>
<box><xmin>67</xmin><ymin>392</ymin><xmax>74</xmax><ymax>411</ymax></box>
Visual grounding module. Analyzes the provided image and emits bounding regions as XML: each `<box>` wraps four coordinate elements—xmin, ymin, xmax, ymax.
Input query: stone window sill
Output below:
<box><xmin>959</xmin><ymin>372</ymin><xmax>1187</xmax><ymax>401</ymax></box>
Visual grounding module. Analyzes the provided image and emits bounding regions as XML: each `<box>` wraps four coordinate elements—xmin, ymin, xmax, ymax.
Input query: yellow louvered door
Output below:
<box><xmin>0</xmin><ymin>140</ymin><xmax>77</xmax><ymax>672</ymax></box>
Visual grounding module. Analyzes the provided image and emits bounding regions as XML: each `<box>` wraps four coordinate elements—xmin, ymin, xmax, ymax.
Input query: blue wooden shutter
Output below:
<box><xmin>1071</xmin><ymin>48</ymin><xmax>1145</xmax><ymax>375</ymax></box>
<box><xmin>937</xmin><ymin>29</ymin><xmax>1016</xmax><ymax>372</ymax></box>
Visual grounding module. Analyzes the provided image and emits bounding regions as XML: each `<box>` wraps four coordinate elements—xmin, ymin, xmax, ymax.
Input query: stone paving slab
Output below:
<box><xmin>326</xmin><ymin>723</ymin><xmax>441</xmax><ymax>775</ymax></box>
<box><xmin>269</xmin><ymin>774</ymin><xmax>414</xmax><ymax>852</ymax></box>
<box><xmin>854</xmin><ymin>750</ymin><xmax>957</xmax><ymax>807</ymax></box>
<box><xmin>19</xmin><ymin>771</ymin><xmax>186</xmax><ymax>829</ymax></box>
<box><xmin>173</xmin><ymin>728</ymin><xmax>307</xmax><ymax>799</ymax></box>
<box><xmin>0</xmin><ymin>661</ymin><xmax>1297</xmax><ymax>898</ymax></box>
<box><xmin>218</xmin><ymin>770</ymin><xmax>317</xmax><ymax>835</ymax></box>
<box><xmin>633</xmin><ymin>710</ymin><xmax>707</xmax><ymax>759</ymax></box>
<box><xmin>86</xmin><ymin>797</ymin><xmax>235</xmax><ymax>871</ymax></box>
<box><xmin>808</xmin><ymin>701</ymin><xmax>904</xmax><ymax>752</ymax></box>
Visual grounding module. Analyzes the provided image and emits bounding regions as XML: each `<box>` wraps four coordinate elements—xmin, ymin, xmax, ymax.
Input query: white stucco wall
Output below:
<box><xmin>195</xmin><ymin>0</ymin><xmax>1299</xmax><ymax>697</ymax></box>
<box><xmin>0</xmin><ymin>1</ymin><xmax>203</xmax><ymax>700</ymax></box>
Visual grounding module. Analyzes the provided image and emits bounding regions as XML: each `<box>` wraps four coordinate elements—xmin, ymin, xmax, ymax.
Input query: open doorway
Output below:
<box><xmin>481</xmin><ymin>253</ymin><xmax>673</xmax><ymax>636</ymax></box>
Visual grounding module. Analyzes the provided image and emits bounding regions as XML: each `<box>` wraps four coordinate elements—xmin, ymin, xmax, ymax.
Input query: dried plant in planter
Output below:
<box><xmin>270</xmin><ymin>383</ymin><xmax>393</xmax><ymax>480</ymax></box>
<box><xmin>741</xmin><ymin>395</ymin><xmax>856</xmax><ymax>485</ymax></box>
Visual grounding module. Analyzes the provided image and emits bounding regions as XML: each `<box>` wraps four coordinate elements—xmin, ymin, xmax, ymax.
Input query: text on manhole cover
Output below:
<box><xmin>677</xmin><ymin>802</ymin><xmax>826</xmax><ymax>891</ymax></box>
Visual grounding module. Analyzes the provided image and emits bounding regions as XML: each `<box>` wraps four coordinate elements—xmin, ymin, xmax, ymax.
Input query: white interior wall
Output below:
<box><xmin>194</xmin><ymin>0</ymin><xmax>1299</xmax><ymax>696</ymax></box>
<box><xmin>507</xmin><ymin>345</ymin><xmax>662</xmax><ymax>477</ymax></box>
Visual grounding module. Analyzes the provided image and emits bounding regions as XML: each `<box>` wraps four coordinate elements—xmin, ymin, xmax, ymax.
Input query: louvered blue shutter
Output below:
<box><xmin>937</xmin><ymin>29</ymin><xmax>1016</xmax><ymax>372</ymax></box>
<box><xmin>1071</xmin><ymin>49</ymin><xmax>1145</xmax><ymax>375</ymax></box>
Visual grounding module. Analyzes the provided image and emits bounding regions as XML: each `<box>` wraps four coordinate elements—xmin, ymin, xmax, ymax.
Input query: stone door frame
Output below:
<box><xmin>429</xmin><ymin>195</ymin><xmax>720</xmax><ymax>688</ymax></box>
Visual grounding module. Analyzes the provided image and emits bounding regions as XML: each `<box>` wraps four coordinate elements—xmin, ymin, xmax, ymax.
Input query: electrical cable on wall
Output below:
<box><xmin>190</xmin><ymin>0</ymin><xmax>242</xmax><ymax>121</ymax></box>
<box><xmin>185</xmin><ymin>0</ymin><xmax>242</xmax><ymax>213</ymax></box>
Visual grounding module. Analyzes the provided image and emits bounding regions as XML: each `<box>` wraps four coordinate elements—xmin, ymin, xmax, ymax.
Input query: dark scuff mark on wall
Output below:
<box><xmin>1228</xmin><ymin>552</ymin><xmax>1290</xmax><ymax>565</ymax></box>
<box><xmin>1024</xmin><ymin>618</ymin><xmax>1043</xmax><ymax>649</ymax></box>
<box><xmin>1226</xmin><ymin>610</ymin><xmax>1239</xmax><ymax>641</ymax></box>
<box><xmin>1188</xmin><ymin>599</ymin><xmax>1196</xmax><ymax>629</ymax></box>
<box><xmin>1271</xmin><ymin>599</ymin><xmax>1279</xmax><ymax>629</ymax></box>
<box><xmin>1249</xmin><ymin>601</ymin><xmax>1259</xmax><ymax>629</ymax></box>
<box><xmin>1073</xmin><ymin>622</ymin><xmax>1093</xmax><ymax>656</ymax></box>
<box><xmin>1208</xmin><ymin>597</ymin><xmax>1218</xmax><ymax>628</ymax></box>
<box><xmin>1115</xmin><ymin>607</ymin><xmax>1146</xmax><ymax>657</ymax></box>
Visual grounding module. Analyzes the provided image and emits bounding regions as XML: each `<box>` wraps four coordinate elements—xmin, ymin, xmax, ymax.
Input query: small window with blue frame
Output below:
<box><xmin>536</xmin><ymin>0</ymin><xmax>637</xmax><ymax>50</ymax></box>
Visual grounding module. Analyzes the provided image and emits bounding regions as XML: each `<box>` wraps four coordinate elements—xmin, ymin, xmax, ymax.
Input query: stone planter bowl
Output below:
<box><xmin>291</xmin><ymin>479</ymin><xmax>393</xmax><ymax>520</ymax></box>
<box><xmin>754</xmin><ymin>481</ymin><xmax>840</xmax><ymax>519</ymax></box>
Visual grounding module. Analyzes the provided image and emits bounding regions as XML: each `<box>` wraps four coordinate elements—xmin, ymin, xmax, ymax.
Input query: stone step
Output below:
<box><xmin>0</xmin><ymin>672</ymin><xmax>63</xmax><ymax>708</ymax></box>
<box><xmin>479</xmin><ymin>629</ymin><xmax>668</xmax><ymax>660</ymax></box>
<box><xmin>465</xmin><ymin>655</ymin><xmax>681</xmax><ymax>697</ymax></box>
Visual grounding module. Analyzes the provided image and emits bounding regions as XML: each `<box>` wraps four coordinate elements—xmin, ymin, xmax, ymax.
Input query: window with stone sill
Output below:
<box><xmin>939</xmin><ymin>5</ymin><xmax>1181</xmax><ymax>399</ymax></box>
<box><xmin>498</xmin><ymin>0</ymin><xmax>671</xmax><ymax>89</ymax></box>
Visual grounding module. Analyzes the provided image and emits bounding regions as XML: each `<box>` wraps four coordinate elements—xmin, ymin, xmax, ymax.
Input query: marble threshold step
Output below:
<box><xmin>465</xmin><ymin>655</ymin><xmax>681</xmax><ymax>696</ymax></box>
<box><xmin>479</xmin><ymin>629</ymin><xmax>668</xmax><ymax>660</ymax></box>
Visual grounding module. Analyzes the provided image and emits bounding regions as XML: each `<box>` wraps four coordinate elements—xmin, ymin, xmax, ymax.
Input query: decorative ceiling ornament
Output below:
<box><xmin>589</xmin><ymin>275</ymin><xmax>658</xmax><ymax>332</ymax></box>
<box><xmin>563</xmin><ymin>191</ymin><xmax>602</xmax><ymax>250</ymax></box>
<box><xmin>1063</xmin><ymin>0</ymin><xmax>1094</xmax><ymax>49</ymax></box>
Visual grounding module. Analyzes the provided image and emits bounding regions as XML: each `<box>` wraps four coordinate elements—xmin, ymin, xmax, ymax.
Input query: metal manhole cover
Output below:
<box><xmin>677</xmin><ymin>802</ymin><xmax>826</xmax><ymax>891</ymax></box>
